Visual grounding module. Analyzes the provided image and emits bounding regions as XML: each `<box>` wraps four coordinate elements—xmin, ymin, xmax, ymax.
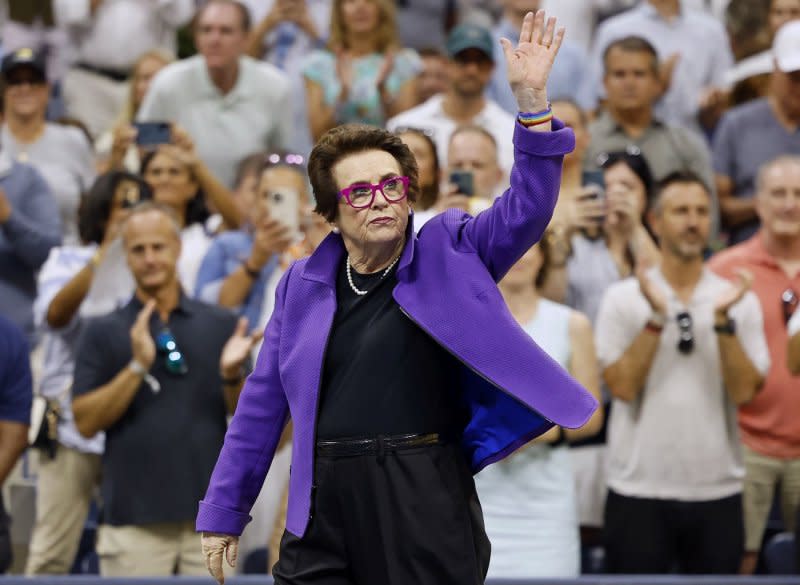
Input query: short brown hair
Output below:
<box><xmin>121</xmin><ymin>201</ymin><xmax>182</xmax><ymax>244</ymax></box>
<box><xmin>195</xmin><ymin>0</ymin><xmax>251</xmax><ymax>33</ymax></box>
<box><xmin>308</xmin><ymin>124</ymin><xmax>419</xmax><ymax>221</ymax></box>
<box><xmin>603</xmin><ymin>36</ymin><xmax>659</xmax><ymax>76</ymax></box>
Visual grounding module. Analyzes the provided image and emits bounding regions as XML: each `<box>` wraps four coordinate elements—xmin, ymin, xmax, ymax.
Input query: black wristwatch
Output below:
<box><xmin>713</xmin><ymin>317</ymin><xmax>736</xmax><ymax>335</ymax></box>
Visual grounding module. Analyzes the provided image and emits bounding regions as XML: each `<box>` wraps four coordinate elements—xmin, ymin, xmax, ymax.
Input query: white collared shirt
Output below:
<box><xmin>595</xmin><ymin>267</ymin><xmax>770</xmax><ymax>501</ymax></box>
<box><xmin>137</xmin><ymin>55</ymin><xmax>293</xmax><ymax>188</ymax></box>
<box><xmin>386</xmin><ymin>93</ymin><xmax>516</xmax><ymax>185</ymax></box>
<box><xmin>54</xmin><ymin>0</ymin><xmax>195</xmax><ymax>71</ymax></box>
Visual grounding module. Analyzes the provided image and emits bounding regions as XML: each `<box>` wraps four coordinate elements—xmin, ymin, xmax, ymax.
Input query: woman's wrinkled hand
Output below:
<box><xmin>202</xmin><ymin>532</ymin><xmax>239</xmax><ymax>585</ymax></box>
<box><xmin>499</xmin><ymin>9</ymin><xmax>564</xmax><ymax>113</ymax></box>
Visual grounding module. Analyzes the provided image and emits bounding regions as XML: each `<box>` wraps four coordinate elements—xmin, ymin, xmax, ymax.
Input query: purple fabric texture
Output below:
<box><xmin>196</xmin><ymin>120</ymin><xmax>599</xmax><ymax>538</ymax></box>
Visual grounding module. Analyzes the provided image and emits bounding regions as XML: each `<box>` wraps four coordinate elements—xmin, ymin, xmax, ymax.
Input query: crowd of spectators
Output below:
<box><xmin>1</xmin><ymin>0</ymin><xmax>800</xmax><ymax>578</ymax></box>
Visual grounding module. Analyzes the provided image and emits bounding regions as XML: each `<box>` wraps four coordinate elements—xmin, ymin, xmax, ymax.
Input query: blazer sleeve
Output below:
<box><xmin>458</xmin><ymin>119</ymin><xmax>575</xmax><ymax>282</ymax></box>
<box><xmin>196</xmin><ymin>265</ymin><xmax>293</xmax><ymax>535</ymax></box>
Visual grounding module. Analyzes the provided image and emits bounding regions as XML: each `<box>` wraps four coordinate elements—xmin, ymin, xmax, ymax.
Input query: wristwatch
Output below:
<box><xmin>713</xmin><ymin>317</ymin><xmax>736</xmax><ymax>335</ymax></box>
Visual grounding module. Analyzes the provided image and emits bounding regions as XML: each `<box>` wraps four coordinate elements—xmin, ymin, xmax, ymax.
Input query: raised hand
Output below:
<box><xmin>714</xmin><ymin>269</ymin><xmax>753</xmax><ymax>316</ymax></box>
<box><xmin>335</xmin><ymin>50</ymin><xmax>354</xmax><ymax>102</ymax></box>
<box><xmin>605</xmin><ymin>188</ymin><xmax>639</xmax><ymax>235</ymax></box>
<box><xmin>564</xmin><ymin>188</ymin><xmax>606</xmax><ymax>231</ymax></box>
<box><xmin>249</xmin><ymin>217</ymin><xmax>294</xmax><ymax>268</ymax></box>
<box><xmin>129</xmin><ymin>299</ymin><xmax>156</xmax><ymax>368</ymax></box>
<box><xmin>220</xmin><ymin>317</ymin><xmax>264</xmax><ymax>379</ymax></box>
<box><xmin>202</xmin><ymin>532</ymin><xmax>239</xmax><ymax>585</ymax></box>
<box><xmin>636</xmin><ymin>265</ymin><xmax>667</xmax><ymax>317</ymax></box>
<box><xmin>498</xmin><ymin>10</ymin><xmax>564</xmax><ymax>112</ymax></box>
<box><xmin>375</xmin><ymin>51</ymin><xmax>395</xmax><ymax>90</ymax></box>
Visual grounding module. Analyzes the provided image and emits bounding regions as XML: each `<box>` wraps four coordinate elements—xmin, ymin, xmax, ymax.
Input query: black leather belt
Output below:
<box><xmin>75</xmin><ymin>62</ymin><xmax>130</xmax><ymax>82</ymax></box>
<box><xmin>316</xmin><ymin>433</ymin><xmax>442</xmax><ymax>457</ymax></box>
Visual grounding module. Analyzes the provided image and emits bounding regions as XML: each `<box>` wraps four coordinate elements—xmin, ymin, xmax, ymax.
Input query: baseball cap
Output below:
<box><xmin>446</xmin><ymin>24</ymin><xmax>495</xmax><ymax>61</ymax></box>
<box><xmin>773</xmin><ymin>20</ymin><xmax>800</xmax><ymax>73</ymax></box>
<box><xmin>1</xmin><ymin>47</ymin><xmax>47</xmax><ymax>80</ymax></box>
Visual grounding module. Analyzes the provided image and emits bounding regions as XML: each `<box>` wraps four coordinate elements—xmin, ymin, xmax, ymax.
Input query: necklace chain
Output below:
<box><xmin>346</xmin><ymin>254</ymin><xmax>399</xmax><ymax>296</ymax></box>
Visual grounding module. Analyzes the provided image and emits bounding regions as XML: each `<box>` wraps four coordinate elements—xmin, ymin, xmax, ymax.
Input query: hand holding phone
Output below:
<box><xmin>267</xmin><ymin>187</ymin><xmax>301</xmax><ymax>235</ymax></box>
<box><xmin>133</xmin><ymin>122</ymin><xmax>171</xmax><ymax>147</ymax></box>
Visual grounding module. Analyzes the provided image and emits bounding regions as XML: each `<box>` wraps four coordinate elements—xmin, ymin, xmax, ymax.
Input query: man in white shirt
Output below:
<box><xmin>55</xmin><ymin>0</ymin><xmax>195</xmax><ymax>138</ymax></box>
<box><xmin>138</xmin><ymin>0</ymin><xmax>292</xmax><ymax>189</ymax></box>
<box><xmin>596</xmin><ymin>170</ymin><xmax>770</xmax><ymax>574</ymax></box>
<box><xmin>387</xmin><ymin>23</ymin><xmax>515</xmax><ymax>182</ymax></box>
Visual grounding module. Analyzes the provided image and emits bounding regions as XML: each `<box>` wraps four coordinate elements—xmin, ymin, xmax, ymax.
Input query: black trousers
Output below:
<box><xmin>604</xmin><ymin>489</ymin><xmax>743</xmax><ymax>574</ymax></box>
<box><xmin>273</xmin><ymin>442</ymin><xmax>490</xmax><ymax>585</ymax></box>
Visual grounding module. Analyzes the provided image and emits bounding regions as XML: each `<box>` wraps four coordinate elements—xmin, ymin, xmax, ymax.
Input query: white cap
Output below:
<box><xmin>773</xmin><ymin>20</ymin><xmax>800</xmax><ymax>73</ymax></box>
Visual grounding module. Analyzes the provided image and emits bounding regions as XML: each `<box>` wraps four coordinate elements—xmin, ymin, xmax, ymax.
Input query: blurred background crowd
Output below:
<box><xmin>1</xmin><ymin>0</ymin><xmax>800</xmax><ymax>579</ymax></box>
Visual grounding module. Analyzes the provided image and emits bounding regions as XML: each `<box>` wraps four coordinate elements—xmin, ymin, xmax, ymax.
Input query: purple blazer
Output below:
<box><xmin>196</xmin><ymin>121</ymin><xmax>598</xmax><ymax>538</ymax></box>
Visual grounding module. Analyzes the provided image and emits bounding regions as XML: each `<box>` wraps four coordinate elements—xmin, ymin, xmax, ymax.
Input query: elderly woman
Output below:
<box><xmin>199</xmin><ymin>11</ymin><xmax>597</xmax><ymax>585</ymax></box>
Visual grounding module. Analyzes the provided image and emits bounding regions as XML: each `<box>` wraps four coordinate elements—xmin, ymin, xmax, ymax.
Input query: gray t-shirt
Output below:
<box><xmin>712</xmin><ymin>98</ymin><xmax>800</xmax><ymax>244</ymax></box>
<box><xmin>595</xmin><ymin>267</ymin><xmax>771</xmax><ymax>501</ymax></box>
<box><xmin>1</xmin><ymin>125</ymin><xmax>95</xmax><ymax>246</ymax></box>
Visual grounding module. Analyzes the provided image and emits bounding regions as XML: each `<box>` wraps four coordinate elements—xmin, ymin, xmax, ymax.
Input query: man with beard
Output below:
<box><xmin>387</xmin><ymin>23</ymin><xmax>515</xmax><ymax>180</ymax></box>
<box><xmin>595</xmin><ymin>171</ymin><xmax>770</xmax><ymax>574</ymax></box>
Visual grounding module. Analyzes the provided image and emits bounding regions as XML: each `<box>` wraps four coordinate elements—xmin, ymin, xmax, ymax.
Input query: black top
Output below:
<box><xmin>316</xmin><ymin>259</ymin><xmax>464</xmax><ymax>440</ymax></box>
<box><xmin>72</xmin><ymin>294</ymin><xmax>237</xmax><ymax>526</ymax></box>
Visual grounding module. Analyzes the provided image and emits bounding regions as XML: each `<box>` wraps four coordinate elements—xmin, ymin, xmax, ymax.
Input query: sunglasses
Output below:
<box><xmin>337</xmin><ymin>175</ymin><xmax>409</xmax><ymax>210</ymax></box>
<box><xmin>596</xmin><ymin>144</ymin><xmax>642</xmax><ymax>168</ymax></box>
<box><xmin>783</xmin><ymin>288</ymin><xmax>798</xmax><ymax>325</ymax></box>
<box><xmin>394</xmin><ymin>126</ymin><xmax>435</xmax><ymax>139</ymax></box>
<box><xmin>676</xmin><ymin>311</ymin><xmax>694</xmax><ymax>355</ymax></box>
<box><xmin>264</xmin><ymin>152</ymin><xmax>305</xmax><ymax>167</ymax></box>
<box><xmin>155</xmin><ymin>328</ymin><xmax>188</xmax><ymax>375</ymax></box>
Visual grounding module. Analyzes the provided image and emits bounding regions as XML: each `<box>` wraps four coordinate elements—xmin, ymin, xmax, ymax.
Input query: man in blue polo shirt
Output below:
<box><xmin>0</xmin><ymin>315</ymin><xmax>33</xmax><ymax>573</ymax></box>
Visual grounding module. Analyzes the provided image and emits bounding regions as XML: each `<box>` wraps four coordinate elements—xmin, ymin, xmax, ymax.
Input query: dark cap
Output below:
<box><xmin>2</xmin><ymin>47</ymin><xmax>47</xmax><ymax>80</ymax></box>
<box><xmin>446</xmin><ymin>24</ymin><xmax>495</xmax><ymax>61</ymax></box>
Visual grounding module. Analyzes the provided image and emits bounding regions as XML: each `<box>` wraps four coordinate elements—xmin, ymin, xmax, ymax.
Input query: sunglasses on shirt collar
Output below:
<box><xmin>676</xmin><ymin>311</ymin><xmax>694</xmax><ymax>355</ymax></box>
<box><xmin>155</xmin><ymin>328</ymin><xmax>188</xmax><ymax>375</ymax></box>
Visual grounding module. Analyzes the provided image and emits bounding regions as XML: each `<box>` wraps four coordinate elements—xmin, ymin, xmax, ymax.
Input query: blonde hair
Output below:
<box><xmin>328</xmin><ymin>0</ymin><xmax>399</xmax><ymax>53</ymax></box>
<box><xmin>119</xmin><ymin>49</ymin><xmax>175</xmax><ymax>124</ymax></box>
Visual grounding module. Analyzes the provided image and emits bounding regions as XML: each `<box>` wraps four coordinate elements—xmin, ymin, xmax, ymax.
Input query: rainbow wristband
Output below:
<box><xmin>518</xmin><ymin>106</ymin><xmax>553</xmax><ymax>127</ymax></box>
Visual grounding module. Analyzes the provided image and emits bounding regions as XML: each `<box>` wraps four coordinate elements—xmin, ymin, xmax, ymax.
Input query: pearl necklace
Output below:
<box><xmin>346</xmin><ymin>254</ymin><xmax>400</xmax><ymax>296</ymax></box>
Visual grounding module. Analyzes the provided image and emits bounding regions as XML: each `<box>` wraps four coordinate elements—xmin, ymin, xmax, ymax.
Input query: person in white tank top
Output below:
<box><xmin>475</xmin><ymin>241</ymin><xmax>604</xmax><ymax>578</ymax></box>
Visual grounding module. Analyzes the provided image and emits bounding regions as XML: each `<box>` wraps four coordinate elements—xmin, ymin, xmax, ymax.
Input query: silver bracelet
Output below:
<box><xmin>128</xmin><ymin>359</ymin><xmax>161</xmax><ymax>394</ymax></box>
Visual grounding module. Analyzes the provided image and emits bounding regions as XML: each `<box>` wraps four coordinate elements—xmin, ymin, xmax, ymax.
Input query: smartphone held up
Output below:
<box><xmin>133</xmin><ymin>122</ymin><xmax>171</xmax><ymax>146</ymax></box>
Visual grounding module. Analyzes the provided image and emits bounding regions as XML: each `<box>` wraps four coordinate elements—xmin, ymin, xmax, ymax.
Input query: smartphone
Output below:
<box><xmin>267</xmin><ymin>187</ymin><xmax>301</xmax><ymax>233</ymax></box>
<box><xmin>581</xmin><ymin>169</ymin><xmax>606</xmax><ymax>194</ymax></box>
<box><xmin>133</xmin><ymin>122</ymin><xmax>171</xmax><ymax>146</ymax></box>
<box><xmin>580</xmin><ymin>169</ymin><xmax>606</xmax><ymax>225</ymax></box>
<box><xmin>449</xmin><ymin>170</ymin><xmax>474</xmax><ymax>197</ymax></box>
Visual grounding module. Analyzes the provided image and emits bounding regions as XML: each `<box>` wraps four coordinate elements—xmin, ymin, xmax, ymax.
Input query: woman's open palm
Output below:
<box><xmin>499</xmin><ymin>10</ymin><xmax>564</xmax><ymax>105</ymax></box>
